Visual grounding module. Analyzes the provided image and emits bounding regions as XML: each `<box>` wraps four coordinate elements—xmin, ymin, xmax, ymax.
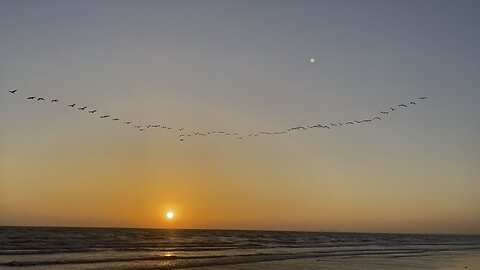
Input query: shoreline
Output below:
<box><xmin>191</xmin><ymin>250</ymin><xmax>480</xmax><ymax>270</ymax></box>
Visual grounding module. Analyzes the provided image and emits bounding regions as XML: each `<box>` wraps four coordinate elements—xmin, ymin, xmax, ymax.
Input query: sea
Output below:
<box><xmin>0</xmin><ymin>226</ymin><xmax>479</xmax><ymax>270</ymax></box>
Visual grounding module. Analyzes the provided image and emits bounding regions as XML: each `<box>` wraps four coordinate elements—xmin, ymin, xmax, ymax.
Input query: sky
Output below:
<box><xmin>0</xmin><ymin>0</ymin><xmax>479</xmax><ymax>234</ymax></box>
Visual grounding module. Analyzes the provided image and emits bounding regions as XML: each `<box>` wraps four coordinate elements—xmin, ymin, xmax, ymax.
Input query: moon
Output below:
<box><xmin>166</xmin><ymin>211</ymin><xmax>174</xmax><ymax>219</ymax></box>
<box><xmin>310</xmin><ymin>58</ymin><xmax>316</xmax><ymax>63</ymax></box>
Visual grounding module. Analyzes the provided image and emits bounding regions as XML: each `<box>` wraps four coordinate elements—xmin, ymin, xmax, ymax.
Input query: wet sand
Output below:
<box><xmin>193</xmin><ymin>250</ymin><xmax>480</xmax><ymax>270</ymax></box>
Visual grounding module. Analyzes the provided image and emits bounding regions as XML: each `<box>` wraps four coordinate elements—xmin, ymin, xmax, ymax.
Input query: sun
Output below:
<box><xmin>166</xmin><ymin>211</ymin><xmax>174</xmax><ymax>220</ymax></box>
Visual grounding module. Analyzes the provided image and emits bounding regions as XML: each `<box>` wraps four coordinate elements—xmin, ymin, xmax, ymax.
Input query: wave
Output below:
<box><xmin>3</xmin><ymin>246</ymin><xmax>480</xmax><ymax>268</ymax></box>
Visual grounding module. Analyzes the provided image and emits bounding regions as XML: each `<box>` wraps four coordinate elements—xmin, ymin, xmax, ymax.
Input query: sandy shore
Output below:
<box><xmin>440</xmin><ymin>253</ymin><xmax>480</xmax><ymax>270</ymax></box>
<box><xmin>192</xmin><ymin>250</ymin><xmax>480</xmax><ymax>270</ymax></box>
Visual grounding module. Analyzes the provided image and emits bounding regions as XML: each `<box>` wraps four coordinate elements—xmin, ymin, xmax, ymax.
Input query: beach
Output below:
<box><xmin>194</xmin><ymin>251</ymin><xmax>480</xmax><ymax>270</ymax></box>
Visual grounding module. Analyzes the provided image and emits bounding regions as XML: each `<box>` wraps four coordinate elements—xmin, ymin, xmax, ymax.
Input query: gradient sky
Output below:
<box><xmin>1</xmin><ymin>0</ymin><xmax>479</xmax><ymax>234</ymax></box>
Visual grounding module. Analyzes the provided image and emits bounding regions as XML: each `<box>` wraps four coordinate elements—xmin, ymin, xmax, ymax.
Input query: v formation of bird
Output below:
<box><xmin>6</xmin><ymin>89</ymin><xmax>428</xmax><ymax>142</ymax></box>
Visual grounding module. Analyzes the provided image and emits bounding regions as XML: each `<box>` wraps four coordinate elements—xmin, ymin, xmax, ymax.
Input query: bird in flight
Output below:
<box><xmin>7</xmin><ymin>88</ymin><xmax>427</xmax><ymax>141</ymax></box>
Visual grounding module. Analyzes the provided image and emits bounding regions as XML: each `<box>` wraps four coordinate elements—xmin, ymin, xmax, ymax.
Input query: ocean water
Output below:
<box><xmin>0</xmin><ymin>227</ymin><xmax>479</xmax><ymax>270</ymax></box>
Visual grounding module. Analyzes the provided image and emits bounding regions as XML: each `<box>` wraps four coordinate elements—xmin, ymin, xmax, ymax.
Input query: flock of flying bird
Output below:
<box><xmin>6</xmin><ymin>89</ymin><xmax>427</xmax><ymax>142</ymax></box>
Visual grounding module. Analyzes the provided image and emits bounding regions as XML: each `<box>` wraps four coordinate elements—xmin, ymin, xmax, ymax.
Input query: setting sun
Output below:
<box><xmin>166</xmin><ymin>211</ymin><xmax>174</xmax><ymax>220</ymax></box>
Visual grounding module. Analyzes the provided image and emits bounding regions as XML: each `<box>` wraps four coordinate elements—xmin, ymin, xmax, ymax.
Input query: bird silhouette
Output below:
<box><xmin>8</xmin><ymin>89</ymin><xmax>428</xmax><ymax>141</ymax></box>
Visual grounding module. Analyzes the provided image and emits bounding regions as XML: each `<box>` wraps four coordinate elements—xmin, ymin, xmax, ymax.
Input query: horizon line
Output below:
<box><xmin>1</xmin><ymin>224</ymin><xmax>478</xmax><ymax>237</ymax></box>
